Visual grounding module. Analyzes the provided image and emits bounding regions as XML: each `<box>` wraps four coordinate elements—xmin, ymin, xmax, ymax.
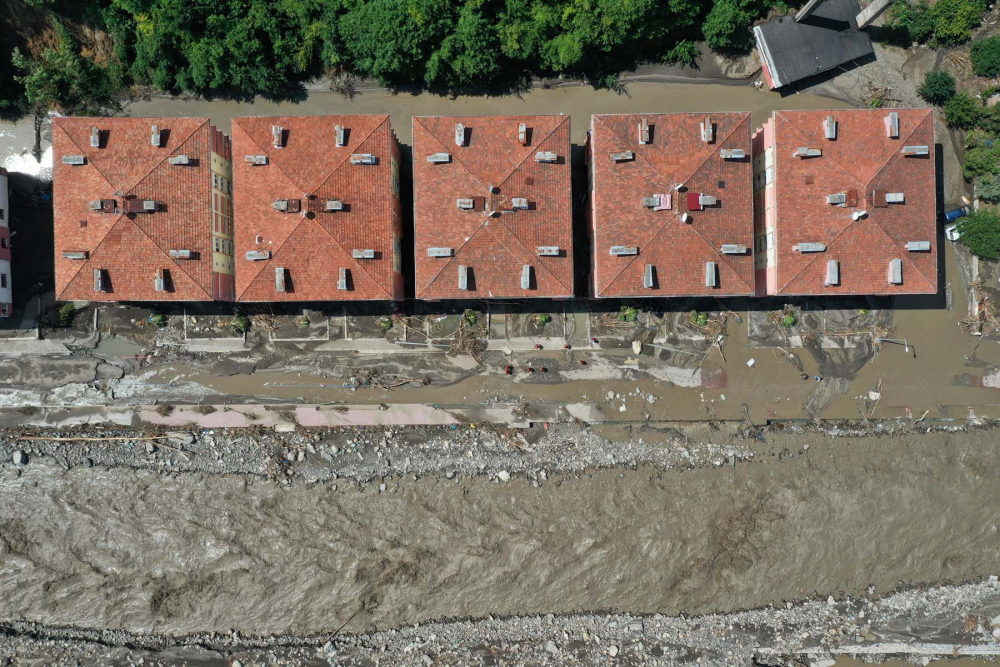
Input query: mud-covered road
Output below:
<box><xmin>1</xmin><ymin>428</ymin><xmax>998</xmax><ymax>638</ymax></box>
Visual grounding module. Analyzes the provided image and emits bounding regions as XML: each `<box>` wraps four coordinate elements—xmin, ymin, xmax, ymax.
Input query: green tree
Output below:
<box><xmin>957</xmin><ymin>209</ymin><xmax>1000</xmax><ymax>259</ymax></box>
<box><xmin>917</xmin><ymin>70</ymin><xmax>956</xmax><ymax>105</ymax></box>
<box><xmin>974</xmin><ymin>173</ymin><xmax>1000</xmax><ymax>201</ymax></box>
<box><xmin>962</xmin><ymin>135</ymin><xmax>1000</xmax><ymax>180</ymax></box>
<box><xmin>971</xmin><ymin>35</ymin><xmax>1000</xmax><ymax>78</ymax></box>
<box><xmin>944</xmin><ymin>92</ymin><xmax>981</xmax><ymax>130</ymax></box>
<box><xmin>702</xmin><ymin>0</ymin><xmax>754</xmax><ymax>53</ymax></box>
<box><xmin>425</xmin><ymin>1</ymin><xmax>502</xmax><ymax>87</ymax></box>
<box><xmin>929</xmin><ymin>0</ymin><xmax>985</xmax><ymax>45</ymax></box>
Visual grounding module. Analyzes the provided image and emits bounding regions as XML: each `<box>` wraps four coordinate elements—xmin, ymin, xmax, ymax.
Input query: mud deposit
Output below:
<box><xmin>1</xmin><ymin>431</ymin><xmax>999</xmax><ymax>638</ymax></box>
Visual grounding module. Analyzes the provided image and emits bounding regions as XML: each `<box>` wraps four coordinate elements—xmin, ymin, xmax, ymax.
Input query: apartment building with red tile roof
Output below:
<box><xmin>53</xmin><ymin>117</ymin><xmax>234</xmax><ymax>301</ymax></box>
<box><xmin>232</xmin><ymin>115</ymin><xmax>403</xmax><ymax>302</ymax></box>
<box><xmin>412</xmin><ymin>115</ymin><xmax>573</xmax><ymax>300</ymax></box>
<box><xmin>752</xmin><ymin>108</ymin><xmax>936</xmax><ymax>296</ymax></box>
<box><xmin>588</xmin><ymin>113</ymin><xmax>755</xmax><ymax>298</ymax></box>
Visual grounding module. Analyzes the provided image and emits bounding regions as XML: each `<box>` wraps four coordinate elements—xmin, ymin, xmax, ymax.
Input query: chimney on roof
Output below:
<box><xmin>521</xmin><ymin>264</ymin><xmax>533</xmax><ymax>290</ymax></box>
<box><xmin>888</xmin><ymin>258</ymin><xmax>902</xmax><ymax>284</ymax></box>
<box><xmin>456</xmin><ymin>198</ymin><xmax>474</xmax><ymax>210</ymax></box>
<box><xmin>720</xmin><ymin>244</ymin><xmax>747</xmax><ymax>255</ymax></box>
<box><xmin>458</xmin><ymin>265</ymin><xmax>469</xmax><ymax>290</ymax></box>
<box><xmin>154</xmin><ymin>269</ymin><xmax>165</xmax><ymax>292</ymax></box>
<box><xmin>168</xmin><ymin>155</ymin><xmax>190</xmax><ymax>166</ymax></box>
<box><xmin>93</xmin><ymin>268</ymin><xmax>105</xmax><ymax>292</ymax></box>
<box><xmin>90</xmin><ymin>127</ymin><xmax>101</xmax><ymax>149</ymax></box>
<box><xmin>536</xmin><ymin>246</ymin><xmax>559</xmax><ymax>256</ymax></box>
<box><xmin>700</xmin><ymin>117</ymin><xmax>713</xmax><ymax>143</ymax></box>
<box><xmin>511</xmin><ymin>197</ymin><xmax>529</xmax><ymax>210</ymax></box>
<box><xmin>705</xmin><ymin>262</ymin><xmax>717</xmax><ymax>288</ymax></box>
<box><xmin>886</xmin><ymin>192</ymin><xmax>905</xmax><ymax>203</ymax></box>
<box><xmin>885</xmin><ymin>112</ymin><xmax>899</xmax><ymax>139</ymax></box>
<box><xmin>338</xmin><ymin>268</ymin><xmax>349</xmax><ymax>290</ymax></box>
<box><xmin>245</xmin><ymin>155</ymin><xmax>268</xmax><ymax>165</ymax></box>
<box><xmin>720</xmin><ymin>148</ymin><xmax>746</xmax><ymax>160</ymax></box>
<box><xmin>63</xmin><ymin>251</ymin><xmax>88</xmax><ymax>260</ymax></box>
<box><xmin>353</xmin><ymin>249</ymin><xmax>375</xmax><ymax>259</ymax></box>
<box><xmin>350</xmin><ymin>153</ymin><xmax>376</xmax><ymax>164</ymax></box>
<box><xmin>639</xmin><ymin>117</ymin><xmax>650</xmax><ymax>145</ymax></box>
<box><xmin>793</xmin><ymin>147</ymin><xmax>822</xmax><ymax>158</ymax></box>
<box><xmin>518</xmin><ymin>123</ymin><xmax>528</xmax><ymax>145</ymax></box>
<box><xmin>325</xmin><ymin>199</ymin><xmax>344</xmax><ymax>211</ymax></box>
<box><xmin>63</xmin><ymin>155</ymin><xmax>86</xmax><ymax>165</ymax></box>
<box><xmin>455</xmin><ymin>123</ymin><xmax>466</xmax><ymax>147</ymax></box>
<box><xmin>275</xmin><ymin>267</ymin><xmax>286</xmax><ymax>292</ymax></box>
<box><xmin>699</xmin><ymin>194</ymin><xmax>717</xmax><ymax>207</ymax></box>
<box><xmin>151</xmin><ymin>125</ymin><xmax>161</xmax><ymax>147</ymax></box>
<box><xmin>535</xmin><ymin>151</ymin><xmax>558</xmax><ymax>163</ymax></box>
<box><xmin>609</xmin><ymin>151</ymin><xmax>633</xmax><ymax>162</ymax></box>
<box><xmin>901</xmin><ymin>145</ymin><xmax>929</xmax><ymax>156</ymax></box>
<box><xmin>906</xmin><ymin>241</ymin><xmax>931</xmax><ymax>251</ymax></box>
<box><xmin>272</xmin><ymin>125</ymin><xmax>284</xmax><ymax>149</ymax></box>
<box><xmin>643</xmin><ymin>264</ymin><xmax>654</xmax><ymax>289</ymax></box>
<box><xmin>825</xmin><ymin>260</ymin><xmax>839</xmax><ymax>286</ymax></box>
<box><xmin>827</xmin><ymin>193</ymin><xmax>847</xmax><ymax>205</ymax></box>
<box><xmin>823</xmin><ymin>116</ymin><xmax>837</xmax><ymax>140</ymax></box>
<box><xmin>335</xmin><ymin>124</ymin><xmax>346</xmax><ymax>147</ymax></box>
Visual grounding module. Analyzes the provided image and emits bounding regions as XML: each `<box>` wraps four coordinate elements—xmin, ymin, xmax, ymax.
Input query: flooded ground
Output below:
<box><xmin>2</xmin><ymin>428</ymin><xmax>998</xmax><ymax>638</ymax></box>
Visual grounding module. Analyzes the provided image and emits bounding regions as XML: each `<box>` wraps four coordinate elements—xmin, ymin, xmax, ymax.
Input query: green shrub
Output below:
<box><xmin>533</xmin><ymin>313</ymin><xmax>552</xmax><ymax>326</ymax></box>
<box><xmin>690</xmin><ymin>310</ymin><xmax>709</xmax><ymax>327</ymax></box>
<box><xmin>886</xmin><ymin>0</ymin><xmax>935</xmax><ymax>43</ymax></box>
<box><xmin>298</xmin><ymin>316</ymin><xmax>311</xmax><ymax>327</ymax></box>
<box><xmin>58</xmin><ymin>303</ymin><xmax>76</xmax><ymax>327</ymax></box>
<box><xmin>230</xmin><ymin>313</ymin><xmax>250</xmax><ymax>335</ymax></box>
<box><xmin>918</xmin><ymin>70</ymin><xmax>956</xmax><ymax>105</ymax></box>
<box><xmin>975</xmin><ymin>173</ymin><xmax>1000</xmax><ymax>201</ymax></box>
<box><xmin>377</xmin><ymin>316</ymin><xmax>393</xmax><ymax>331</ymax></box>
<box><xmin>962</xmin><ymin>135</ymin><xmax>1000</xmax><ymax>180</ymax></box>
<box><xmin>971</xmin><ymin>35</ymin><xmax>1000</xmax><ymax>77</ymax></box>
<box><xmin>957</xmin><ymin>209</ymin><xmax>1000</xmax><ymax>259</ymax></box>
<box><xmin>780</xmin><ymin>312</ymin><xmax>797</xmax><ymax>327</ymax></box>
<box><xmin>463</xmin><ymin>310</ymin><xmax>477</xmax><ymax>326</ymax></box>
<box><xmin>618</xmin><ymin>306</ymin><xmax>638</xmax><ymax>323</ymax></box>
<box><xmin>944</xmin><ymin>92</ymin><xmax>981</xmax><ymax>129</ymax></box>
<box><xmin>148</xmin><ymin>313</ymin><xmax>168</xmax><ymax>328</ymax></box>
<box><xmin>885</xmin><ymin>0</ymin><xmax>984</xmax><ymax>45</ymax></box>
<box><xmin>975</xmin><ymin>105</ymin><xmax>1000</xmax><ymax>135</ymax></box>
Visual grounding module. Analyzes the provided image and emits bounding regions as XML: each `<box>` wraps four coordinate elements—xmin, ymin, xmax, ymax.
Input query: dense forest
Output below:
<box><xmin>0</xmin><ymin>0</ymin><xmax>991</xmax><ymax>116</ymax></box>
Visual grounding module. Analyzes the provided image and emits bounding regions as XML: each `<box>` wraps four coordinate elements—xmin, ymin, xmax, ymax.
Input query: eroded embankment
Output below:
<box><xmin>0</xmin><ymin>429</ymin><xmax>998</xmax><ymax>637</ymax></box>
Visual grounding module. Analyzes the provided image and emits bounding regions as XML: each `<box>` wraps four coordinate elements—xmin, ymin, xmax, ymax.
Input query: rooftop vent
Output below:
<box><xmin>888</xmin><ymin>258</ymin><xmax>902</xmax><ymax>284</ymax></box>
<box><xmin>511</xmin><ymin>197</ymin><xmax>529</xmax><ymax>210</ymax></box>
<box><xmin>825</xmin><ymin>260</ymin><xmax>840</xmax><ymax>286</ymax></box>
<box><xmin>535</xmin><ymin>151</ymin><xmax>558</xmax><ymax>163</ymax></box>
<box><xmin>427</xmin><ymin>152</ymin><xmax>451</xmax><ymax>164</ymax></box>
<box><xmin>168</xmin><ymin>155</ymin><xmax>190</xmax><ymax>166</ymax></box>
<box><xmin>795</xmin><ymin>242</ymin><xmax>827</xmax><ymax>253</ymax></box>
<box><xmin>886</xmin><ymin>192</ymin><xmax>905</xmax><ymax>204</ymax></box>
<box><xmin>272</xmin><ymin>125</ymin><xmax>284</xmax><ymax>148</ymax></box>
<box><xmin>151</xmin><ymin>125</ymin><xmax>161</xmax><ymax>147</ymax></box>
<box><xmin>610</xmin><ymin>246</ymin><xmax>638</xmax><ymax>256</ymax></box>
<box><xmin>62</xmin><ymin>251</ymin><xmax>88</xmax><ymax>260</ymax></box>
<box><xmin>699</xmin><ymin>194</ymin><xmax>717</xmax><ymax>207</ymax></box>
<box><xmin>455</xmin><ymin>123</ymin><xmax>466</xmax><ymax>147</ymax></box>
<box><xmin>793</xmin><ymin>147</ymin><xmax>822</xmax><ymax>158</ymax></box>
<box><xmin>456</xmin><ymin>198</ymin><xmax>474</xmax><ymax>210</ymax></box>
<box><xmin>851</xmin><ymin>210</ymin><xmax>868</xmax><ymax>221</ymax></box>
<box><xmin>144</xmin><ymin>200</ymin><xmax>157</xmax><ymax>212</ymax></box>
<box><xmin>609</xmin><ymin>151</ymin><xmax>634</xmax><ymax>162</ymax></box>
<box><xmin>679</xmin><ymin>213</ymin><xmax>692</xmax><ymax>224</ymax></box>
<box><xmin>643</xmin><ymin>263</ymin><xmax>654</xmax><ymax>289</ymax></box>
<box><xmin>325</xmin><ymin>199</ymin><xmax>344</xmax><ymax>211</ymax></box>
<box><xmin>275</xmin><ymin>267</ymin><xmax>286</xmax><ymax>292</ymax></box>
<box><xmin>705</xmin><ymin>262</ymin><xmax>718</xmax><ymax>288</ymax></box>
<box><xmin>88</xmin><ymin>200</ymin><xmax>103</xmax><ymax>211</ymax></box>
<box><xmin>352</xmin><ymin>249</ymin><xmax>375</xmax><ymax>259</ymax></box>
<box><xmin>169</xmin><ymin>249</ymin><xmax>192</xmax><ymax>259</ymax></box>
<box><xmin>639</xmin><ymin>117</ymin><xmax>650</xmax><ymax>145</ymax></box>
<box><xmin>93</xmin><ymin>268</ymin><xmax>105</xmax><ymax>292</ymax></box>
<box><xmin>906</xmin><ymin>241</ymin><xmax>931</xmax><ymax>252</ymax></box>
<box><xmin>642</xmin><ymin>196</ymin><xmax>661</xmax><ymax>208</ymax></box>
<box><xmin>700</xmin><ymin>116</ymin><xmax>713</xmax><ymax>143</ymax></box>
<box><xmin>720</xmin><ymin>148</ymin><xmax>746</xmax><ymax>159</ymax></box>
<box><xmin>720</xmin><ymin>244</ymin><xmax>746</xmax><ymax>255</ymax></box>
<box><xmin>885</xmin><ymin>112</ymin><xmax>899</xmax><ymax>139</ymax></box>
<box><xmin>520</xmin><ymin>264</ymin><xmax>533</xmax><ymax>290</ymax></box>
<box><xmin>90</xmin><ymin>127</ymin><xmax>100</xmax><ymax>148</ymax></box>
<box><xmin>536</xmin><ymin>246</ymin><xmax>560</xmax><ymax>256</ymax></box>
<box><xmin>827</xmin><ymin>193</ymin><xmax>847</xmax><ymax>205</ymax></box>
<box><xmin>458</xmin><ymin>265</ymin><xmax>469</xmax><ymax>291</ymax></box>
<box><xmin>337</xmin><ymin>268</ymin><xmax>349</xmax><ymax>291</ymax></box>
<box><xmin>154</xmin><ymin>269</ymin><xmax>165</xmax><ymax>292</ymax></box>
<box><xmin>350</xmin><ymin>153</ymin><xmax>376</xmax><ymax>165</ymax></box>
<box><xmin>62</xmin><ymin>155</ymin><xmax>86</xmax><ymax>165</ymax></box>
<box><xmin>272</xmin><ymin>199</ymin><xmax>301</xmax><ymax>213</ymax></box>
<box><xmin>901</xmin><ymin>145</ymin><xmax>929</xmax><ymax>156</ymax></box>
<box><xmin>518</xmin><ymin>123</ymin><xmax>528</xmax><ymax>146</ymax></box>
<box><xmin>335</xmin><ymin>124</ymin><xmax>346</xmax><ymax>147</ymax></box>
<box><xmin>427</xmin><ymin>247</ymin><xmax>454</xmax><ymax>257</ymax></box>
<box><xmin>823</xmin><ymin>116</ymin><xmax>837</xmax><ymax>140</ymax></box>
<box><xmin>246</xmin><ymin>250</ymin><xmax>271</xmax><ymax>261</ymax></box>
<box><xmin>245</xmin><ymin>155</ymin><xmax>268</xmax><ymax>165</ymax></box>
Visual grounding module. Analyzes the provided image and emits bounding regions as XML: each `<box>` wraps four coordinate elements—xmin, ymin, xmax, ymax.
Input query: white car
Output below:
<box><xmin>945</xmin><ymin>224</ymin><xmax>960</xmax><ymax>242</ymax></box>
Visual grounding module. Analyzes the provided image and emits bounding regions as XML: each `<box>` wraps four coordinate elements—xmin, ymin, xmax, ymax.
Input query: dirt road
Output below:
<box><xmin>2</xmin><ymin>428</ymin><xmax>997</xmax><ymax>638</ymax></box>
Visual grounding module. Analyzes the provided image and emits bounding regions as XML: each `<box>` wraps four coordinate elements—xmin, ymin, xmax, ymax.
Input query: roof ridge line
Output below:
<box><xmin>418</xmin><ymin>123</ymin><xmax>491</xmax><ymax>194</ymax></box>
<box><xmin>55</xmin><ymin>214</ymin><xmax>124</xmax><ymax>300</ymax></box>
<box><xmin>865</xmin><ymin>112</ymin><xmax>928</xmax><ymax>190</ymax></box>
<box><xmin>487</xmin><ymin>216</ymin><xmax>573</xmax><ymax>294</ymax></box>
<box><xmin>417</xmin><ymin>223</ymin><xmax>489</xmax><ymax>298</ymax></box>
<box><xmin>125</xmin><ymin>119</ymin><xmax>207</xmax><ymax>194</ymax></box>
<box><xmin>311</xmin><ymin>218</ymin><xmax>392</xmax><ymax>299</ymax></box>
<box><xmin>494</xmin><ymin>116</ymin><xmax>568</xmax><ymax>187</ymax></box>
<box><xmin>308</xmin><ymin>117</ymin><xmax>387</xmax><ymax>196</ymax></box>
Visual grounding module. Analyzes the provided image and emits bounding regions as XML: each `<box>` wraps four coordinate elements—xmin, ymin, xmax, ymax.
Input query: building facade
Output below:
<box><xmin>231</xmin><ymin>115</ymin><xmax>404</xmax><ymax>301</ymax></box>
<box><xmin>752</xmin><ymin>108</ymin><xmax>937</xmax><ymax>296</ymax></box>
<box><xmin>0</xmin><ymin>167</ymin><xmax>10</xmax><ymax>316</ymax></box>
<box><xmin>588</xmin><ymin>113</ymin><xmax>755</xmax><ymax>298</ymax></box>
<box><xmin>52</xmin><ymin>117</ymin><xmax>233</xmax><ymax>302</ymax></box>
<box><xmin>210</xmin><ymin>127</ymin><xmax>236</xmax><ymax>300</ymax></box>
<box><xmin>412</xmin><ymin>115</ymin><xmax>573</xmax><ymax>300</ymax></box>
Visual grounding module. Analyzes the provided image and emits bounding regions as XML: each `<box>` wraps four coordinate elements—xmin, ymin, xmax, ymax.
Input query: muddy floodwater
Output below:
<box><xmin>1</xmin><ymin>429</ymin><xmax>998</xmax><ymax>637</ymax></box>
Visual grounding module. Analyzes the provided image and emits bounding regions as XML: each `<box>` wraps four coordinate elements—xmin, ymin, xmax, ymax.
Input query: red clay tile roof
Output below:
<box><xmin>770</xmin><ymin>108</ymin><xmax>936</xmax><ymax>295</ymax></box>
<box><xmin>412</xmin><ymin>115</ymin><xmax>573</xmax><ymax>299</ymax></box>
<box><xmin>590</xmin><ymin>113</ymin><xmax>754</xmax><ymax>298</ymax></box>
<box><xmin>232</xmin><ymin>115</ymin><xmax>402</xmax><ymax>302</ymax></box>
<box><xmin>53</xmin><ymin>117</ymin><xmax>216</xmax><ymax>301</ymax></box>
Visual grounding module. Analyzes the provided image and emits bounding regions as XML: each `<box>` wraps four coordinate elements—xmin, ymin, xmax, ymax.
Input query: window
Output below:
<box><xmin>1</xmin><ymin>238</ymin><xmax>7</xmax><ymax>249</ymax></box>
<box><xmin>214</xmin><ymin>238</ymin><xmax>221</xmax><ymax>253</ymax></box>
<box><xmin>0</xmin><ymin>208</ymin><xmax>4</xmax><ymax>220</ymax></box>
<box><xmin>1</xmin><ymin>273</ymin><xmax>7</xmax><ymax>288</ymax></box>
